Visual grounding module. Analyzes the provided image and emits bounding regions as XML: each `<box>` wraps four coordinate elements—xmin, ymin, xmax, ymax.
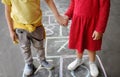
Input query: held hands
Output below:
<box><xmin>55</xmin><ymin>14</ymin><xmax>69</xmax><ymax>26</ymax></box>
<box><xmin>92</xmin><ymin>30</ymin><xmax>103</xmax><ymax>40</ymax></box>
<box><xmin>62</xmin><ymin>15</ymin><xmax>69</xmax><ymax>26</ymax></box>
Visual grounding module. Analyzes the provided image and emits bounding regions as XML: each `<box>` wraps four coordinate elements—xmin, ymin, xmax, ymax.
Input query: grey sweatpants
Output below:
<box><xmin>16</xmin><ymin>26</ymin><xmax>46</xmax><ymax>64</ymax></box>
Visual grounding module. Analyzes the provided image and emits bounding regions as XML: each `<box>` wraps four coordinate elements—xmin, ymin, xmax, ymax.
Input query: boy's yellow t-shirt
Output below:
<box><xmin>2</xmin><ymin>0</ymin><xmax>43</xmax><ymax>32</ymax></box>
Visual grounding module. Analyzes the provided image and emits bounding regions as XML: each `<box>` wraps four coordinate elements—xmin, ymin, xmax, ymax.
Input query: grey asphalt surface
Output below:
<box><xmin>0</xmin><ymin>0</ymin><xmax>120</xmax><ymax>77</ymax></box>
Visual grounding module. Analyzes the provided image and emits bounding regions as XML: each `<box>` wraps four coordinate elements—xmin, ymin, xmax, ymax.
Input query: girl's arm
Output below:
<box><xmin>95</xmin><ymin>0</ymin><xmax>110</xmax><ymax>33</ymax></box>
<box><xmin>45</xmin><ymin>0</ymin><xmax>66</xmax><ymax>25</ymax></box>
<box><xmin>65</xmin><ymin>0</ymin><xmax>75</xmax><ymax>19</ymax></box>
<box><xmin>5</xmin><ymin>5</ymin><xmax>18</xmax><ymax>43</ymax></box>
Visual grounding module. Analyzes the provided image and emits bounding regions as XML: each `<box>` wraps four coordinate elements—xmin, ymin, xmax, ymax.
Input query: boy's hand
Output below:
<box><xmin>10</xmin><ymin>30</ymin><xmax>19</xmax><ymax>44</ymax></box>
<box><xmin>92</xmin><ymin>30</ymin><xmax>103</xmax><ymax>40</ymax></box>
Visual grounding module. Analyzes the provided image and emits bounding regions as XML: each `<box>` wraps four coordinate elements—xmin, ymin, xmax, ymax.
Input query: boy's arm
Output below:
<box><xmin>45</xmin><ymin>0</ymin><xmax>66</xmax><ymax>26</ymax></box>
<box><xmin>5</xmin><ymin>5</ymin><xmax>18</xmax><ymax>43</ymax></box>
<box><xmin>5</xmin><ymin>5</ymin><xmax>13</xmax><ymax>33</ymax></box>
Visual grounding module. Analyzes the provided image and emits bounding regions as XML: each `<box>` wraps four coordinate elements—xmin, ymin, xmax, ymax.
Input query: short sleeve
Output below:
<box><xmin>1</xmin><ymin>0</ymin><xmax>11</xmax><ymax>5</ymax></box>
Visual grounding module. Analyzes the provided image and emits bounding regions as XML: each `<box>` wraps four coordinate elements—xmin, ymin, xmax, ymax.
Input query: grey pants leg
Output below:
<box><xmin>31</xmin><ymin>38</ymin><xmax>45</xmax><ymax>63</ymax></box>
<box><xmin>16</xmin><ymin>26</ymin><xmax>46</xmax><ymax>64</ymax></box>
<box><xmin>16</xmin><ymin>29</ymin><xmax>33</xmax><ymax>64</ymax></box>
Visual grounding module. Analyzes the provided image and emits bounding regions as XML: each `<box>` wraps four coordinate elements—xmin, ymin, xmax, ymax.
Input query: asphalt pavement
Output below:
<box><xmin>0</xmin><ymin>0</ymin><xmax>120</xmax><ymax>77</ymax></box>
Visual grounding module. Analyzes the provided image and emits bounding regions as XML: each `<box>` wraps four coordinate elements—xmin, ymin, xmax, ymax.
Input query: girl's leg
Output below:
<box><xmin>88</xmin><ymin>50</ymin><xmax>99</xmax><ymax>77</ymax></box>
<box><xmin>67</xmin><ymin>50</ymin><xmax>83</xmax><ymax>70</ymax></box>
<box><xmin>88</xmin><ymin>50</ymin><xmax>96</xmax><ymax>62</ymax></box>
<box><xmin>76</xmin><ymin>50</ymin><xmax>83</xmax><ymax>59</ymax></box>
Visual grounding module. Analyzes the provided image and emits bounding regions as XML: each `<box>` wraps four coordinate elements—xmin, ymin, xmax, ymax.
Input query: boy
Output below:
<box><xmin>1</xmin><ymin>0</ymin><xmax>65</xmax><ymax>76</ymax></box>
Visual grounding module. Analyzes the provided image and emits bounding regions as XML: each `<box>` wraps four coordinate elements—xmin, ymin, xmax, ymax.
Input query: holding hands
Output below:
<box><xmin>55</xmin><ymin>14</ymin><xmax>69</xmax><ymax>26</ymax></box>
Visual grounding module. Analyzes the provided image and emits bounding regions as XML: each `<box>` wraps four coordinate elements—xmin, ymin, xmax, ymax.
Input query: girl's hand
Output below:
<box><xmin>92</xmin><ymin>30</ymin><xmax>103</xmax><ymax>40</ymax></box>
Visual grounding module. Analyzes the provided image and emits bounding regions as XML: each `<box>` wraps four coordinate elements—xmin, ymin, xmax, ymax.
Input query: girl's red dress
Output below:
<box><xmin>65</xmin><ymin>0</ymin><xmax>110</xmax><ymax>53</ymax></box>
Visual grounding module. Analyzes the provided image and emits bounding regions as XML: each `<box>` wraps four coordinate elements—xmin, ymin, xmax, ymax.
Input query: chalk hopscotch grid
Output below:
<box><xmin>61</xmin><ymin>55</ymin><xmax>107</xmax><ymax>77</ymax></box>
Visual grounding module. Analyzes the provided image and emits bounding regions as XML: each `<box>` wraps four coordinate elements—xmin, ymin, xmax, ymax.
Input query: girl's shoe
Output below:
<box><xmin>67</xmin><ymin>58</ymin><xmax>83</xmax><ymax>70</ymax></box>
<box><xmin>89</xmin><ymin>62</ymin><xmax>99</xmax><ymax>77</ymax></box>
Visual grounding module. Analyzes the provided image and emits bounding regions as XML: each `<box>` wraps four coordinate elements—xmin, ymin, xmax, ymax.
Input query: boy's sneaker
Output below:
<box><xmin>89</xmin><ymin>62</ymin><xmax>99</xmax><ymax>77</ymax></box>
<box><xmin>41</xmin><ymin>60</ymin><xmax>54</xmax><ymax>70</ymax></box>
<box><xmin>23</xmin><ymin>63</ymin><xmax>36</xmax><ymax>76</ymax></box>
<box><xmin>67</xmin><ymin>58</ymin><xmax>83</xmax><ymax>70</ymax></box>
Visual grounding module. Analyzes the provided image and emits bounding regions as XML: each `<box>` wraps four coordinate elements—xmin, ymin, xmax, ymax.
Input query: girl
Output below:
<box><xmin>63</xmin><ymin>0</ymin><xmax>110</xmax><ymax>76</ymax></box>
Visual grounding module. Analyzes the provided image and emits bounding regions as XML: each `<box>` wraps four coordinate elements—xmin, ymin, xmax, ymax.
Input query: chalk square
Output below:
<box><xmin>44</xmin><ymin>24</ymin><xmax>60</xmax><ymax>37</ymax></box>
<box><xmin>61</xmin><ymin>55</ymin><xmax>107</xmax><ymax>77</ymax></box>
<box><xmin>29</xmin><ymin>57</ymin><xmax>60</xmax><ymax>77</ymax></box>
<box><xmin>45</xmin><ymin>37</ymin><xmax>75</xmax><ymax>57</ymax></box>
